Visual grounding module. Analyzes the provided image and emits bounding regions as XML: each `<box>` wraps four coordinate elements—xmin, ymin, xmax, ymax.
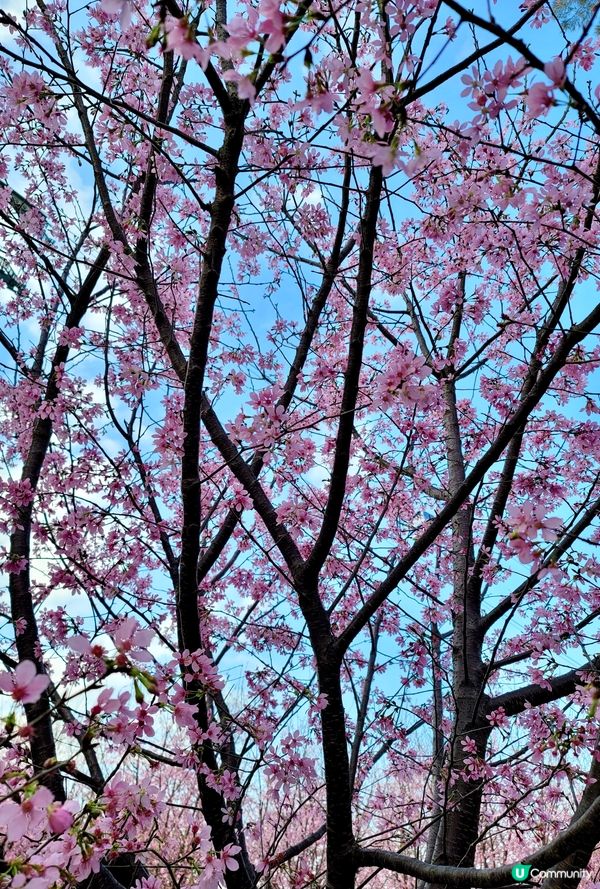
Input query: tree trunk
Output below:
<box><xmin>318</xmin><ymin>654</ymin><xmax>357</xmax><ymax>889</ymax></box>
<box><xmin>427</xmin><ymin>374</ymin><xmax>489</xmax><ymax>884</ymax></box>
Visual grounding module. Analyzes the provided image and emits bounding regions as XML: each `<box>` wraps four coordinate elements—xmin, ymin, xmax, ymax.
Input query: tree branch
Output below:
<box><xmin>337</xmin><ymin>297</ymin><xmax>600</xmax><ymax>654</ymax></box>
<box><xmin>357</xmin><ymin>791</ymin><xmax>600</xmax><ymax>886</ymax></box>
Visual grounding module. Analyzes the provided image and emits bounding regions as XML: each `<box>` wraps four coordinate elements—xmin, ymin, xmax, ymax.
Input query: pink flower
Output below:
<box><xmin>101</xmin><ymin>0</ymin><xmax>132</xmax><ymax>28</ymax></box>
<box><xmin>197</xmin><ymin>855</ymin><xmax>225</xmax><ymax>889</ymax></box>
<box><xmin>486</xmin><ymin>706</ymin><xmax>508</xmax><ymax>728</ymax></box>
<box><xmin>443</xmin><ymin>16</ymin><xmax>456</xmax><ymax>38</ymax></box>
<box><xmin>544</xmin><ymin>57</ymin><xmax>566</xmax><ymax>86</ymax></box>
<box><xmin>68</xmin><ymin>635</ymin><xmax>106</xmax><ymax>658</ymax></box>
<box><xmin>113</xmin><ymin>617</ymin><xmax>153</xmax><ymax>661</ymax></box>
<box><xmin>258</xmin><ymin>0</ymin><xmax>286</xmax><ymax>52</ymax></box>
<box><xmin>90</xmin><ymin>686</ymin><xmax>130</xmax><ymax>718</ymax></box>
<box><xmin>47</xmin><ymin>802</ymin><xmax>74</xmax><ymax>834</ymax></box>
<box><xmin>376</xmin><ymin>344</ymin><xmax>429</xmax><ymax>406</ymax></box>
<box><xmin>507</xmin><ymin>503</ymin><xmax>562</xmax><ymax>542</ymax></box>
<box><xmin>529</xmin><ymin>667</ymin><xmax>553</xmax><ymax>691</ymax></box>
<box><xmin>506</xmin><ymin>503</ymin><xmax>562</xmax><ymax>565</ymax></box>
<box><xmin>0</xmin><ymin>786</ymin><xmax>53</xmax><ymax>842</ymax></box>
<box><xmin>222</xmin><ymin>70</ymin><xmax>256</xmax><ymax>103</ymax></box>
<box><xmin>5</xmin><ymin>72</ymin><xmax>47</xmax><ymax>106</ymax></box>
<box><xmin>6</xmin><ymin>478</ymin><xmax>34</xmax><ymax>506</ymax></box>
<box><xmin>134</xmin><ymin>879</ymin><xmax>163</xmax><ymax>889</ymax></box>
<box><xmin>2</xmin><ymin>553</ymin><xmax>28</xmax><ymax>574</ymax></box>
<box><xmin>57</xmin><ymin>326</ymin><xmax>84</xmax><ymax>348</ymax></box>
<box><xmin>311</xmin><ymin>693</ymin><xmax>328</xmax><ymax>713</ymax></box>
<box><xmin>15</xmin><ymin>617</ymin><xmax>27</xmax><ymax>636</ymax></box>
<box><xmin>225</xmin><ymin>12</ymin><xmax>259</xmax><ymax>51</ymax></box>
<box><xmin>356</xmin><ymin>67</ymin><xmax>379</xmax><ymax>98</ymax></box>
<box><xmin>509</xmin><ymin>536</ymin><xmax>537</xmax><ymax>564</ymax></box>
<box><xmin>460</xmin><ymin>64</ymin><xmax>482</xmax><ymax>96</ymax></box>
<box><xmin>180</xmin><ymin>649</ymin><xmax>224</xmax><ymax>690</ymax></box>
<box><xmin>371</xmin><ymin>105</ymin><xmax>393</xmax><ymax>138</ymax></box>
<box><xmin>165</xmin><ymin>16</ymin><xmax>207</xmax><ymax>65</ymax></box>
<box><xmin>171</xmin><ymin>686</ymin><xmax>198</xmax><ymax>727</ymax></box>
<box><xmin>461</xmin><ymin>736</ymin><xmax>477</xmax><ymax>754</ymax></box>
<box><xmin>0</xmin><ymin>660</ymin><xmax>50</xmax><ymax>704</ymax></box>
<box><xmin>221</xmin><ymin>844</ymin><xmax>242</xmax><ymax>871</ymax></box>
<box><xmin>526</xmin><ymin>81</ymin><xmax>555</xmax><ymax>116</ymax></box>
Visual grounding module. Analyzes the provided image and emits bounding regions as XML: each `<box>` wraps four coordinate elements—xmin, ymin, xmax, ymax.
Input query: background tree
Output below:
<box><xmin>554</xmin><ymin>0</ymin><xmax>598</xmax><ymax>29</ymax></box>
<box><xmin>0</xmin><ymin>1</ymin><xmax>599</xmax><ymax>888</ymax></box>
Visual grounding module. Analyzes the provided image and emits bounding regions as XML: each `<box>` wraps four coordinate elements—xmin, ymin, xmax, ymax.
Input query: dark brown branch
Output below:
<box><xmin>443</xmin><ymin>0</ymin><xmax>600</xmax><ymax>135</ymax></box>
<box><xmin>486</xmin><ymin>657</ymin><xmax>600</xmax><ymax>718</ymax></box>
<box><xmin>175</xmin><ymin>103</ymin><xmax>257</xmax><ymax>887</ymax></box>
<box><xmin>196</xmin><ymin>158</ymin><xmax>354</xmax><ymax>584</ymax></box>
<box><xmin>8</xmin><ymin>246</ymin><xmax>109</xmax><ymax>802</ymax></box>
<box><xmin>406</xmin><ymin>1</ymin><xmax>546</xmax><ymax>106</ymax></box>
<box><xmin>337</xmin><ymin>296</ymin><xmax>600</xmax><ymax>653</ymax></box>
<box><xmin>357</xmin><ymin>791</ymin><xmax>600</xmax><ymax>887</ymax></box>
<box><xmin>200</xmin><ymin>396</ymin><xmax>305</xmax><ymax>577</ymax></box>
<box><xmin>304</xmin><ymin>165</ymin><xmax>383</xmax><ymax>581</ymax></box>
<box><xmin>271</xmin><ymin>823</ymin><xmax>327</xmax><ymax>866</ymax></box>
<box><xmin>480</xmin><ymin>493</ymin><xmax>600</xmax><ymax>635</ymax></box>
<box><xmin>540</xmin><ymin>729</ymin><xmax>600</xmax><ymax>889</ymax></box>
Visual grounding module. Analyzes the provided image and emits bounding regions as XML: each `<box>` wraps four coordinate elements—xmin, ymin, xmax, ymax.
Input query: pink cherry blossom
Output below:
<box><xmin>507</xmin><ymin>503</ymin><xmax>562</xmax><ymax>542</ymax></box>
<box><xmin>0</xmin><ymin>786</ymin><xmax>53</xmax><ymax>842</ymax></box>
<box><xmin>113</xmin><ymin>618</ymin><xmax>153</xmax><ymax>661</ymax></box>
<box><xmin>0</xmin><ymin>3</ymin><xmax>598</xmax><ymax>887</ymax></box>
<box><xmin>101</xmin><ymin>0</ymin><xmax>132</xmax><ymax>28</ymax></box>
<box><xmin>544</xmin><ymin>56</ymin><xmax>566</xmax><ymax>86</ymax></box>
<box><xmin>68</xmin><ymin>635</ymin><xmax>106</xmax><ymax>658</ymax></box>
<box><xmin>223</xmin><ymin>69</ymin><xmax>257</xmax><ymax>104</ymax></box>
<box><xmin>526</xmin><ymin>81</ymin><xmax>555</xmax><ymax>116</ymax></box>
<box><xmin>0</xmin><ymin>661</ymin><xmax>50</xmax><ymax>704</ymax></box>
<box><xmin>165</xmin><ymin>16</ymin><xmax>207</xmax><ymax>65</ymax></box>
<box><xmin>461</xmin><ymin>736</ymin><xmax>478</xmax><ymax>755</ymax></box>
<box><xmin>47</xmin><ymin>802</ymin><xmax>74</xmax><ymax>834</ymax></box>
<box><xmin>221</xmin><ymin>843</ymin><xmax>242</xmax><ymax>871</ymax></box>
<box><xmin>225</xmin><ymin>11</ymin><xmax>259</xmax><ymax>51</ymax></box>
<box><xmin>196</xmin><ymin>855</ymin><xmax>225</xmax><ymax>889</ymax></box>
<box><xmin>486</xmin><ymin>706</ymin><xmax>509</xmax><ymax>728</ymax></box>
<box><xmin>258</xmin><ymin>0</ymin><xmax>286</xmax><ymax>52</ymax></box>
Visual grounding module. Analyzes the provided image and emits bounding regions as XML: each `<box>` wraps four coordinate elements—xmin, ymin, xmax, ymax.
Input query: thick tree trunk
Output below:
<box><xmin>318</xmin><ymin>661</ymin><xmax>357</xmax><ymax>889</ymax></box>
<box><xmin>176</xmin><ymin>107</ymin><xmax>257</xmax><ymax>889</ymax></box>
<box><xmin>431</xmin><ymin>718</ymin><xmax>492</xmax><ymax>873</ymax></box>
<box><xmin>427</xmin><ymin>374</ymin><xmax>489</xmax><ymax>885</ymax></box>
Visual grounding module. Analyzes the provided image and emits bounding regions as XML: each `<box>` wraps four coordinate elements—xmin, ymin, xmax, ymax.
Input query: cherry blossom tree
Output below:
<box><xmin>0</xmin><ymin>0</ymin><xmax>600</xmax><ymax>887</ymax></box>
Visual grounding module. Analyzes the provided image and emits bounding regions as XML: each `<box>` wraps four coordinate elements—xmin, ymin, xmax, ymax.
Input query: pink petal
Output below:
<box><xmin>30</xmin><ymin>674</ymin><xmax>50</xmax><ymax>698</ymax></box>
<box><xmin>68</xmin><ymin>635</ymin><xmax>91</xmax><ymax>654</ymax></box>
<box><xmin>15</xmin><ymin>660</ymin><xmax>36</xmax><ymax>684</ymax></box>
